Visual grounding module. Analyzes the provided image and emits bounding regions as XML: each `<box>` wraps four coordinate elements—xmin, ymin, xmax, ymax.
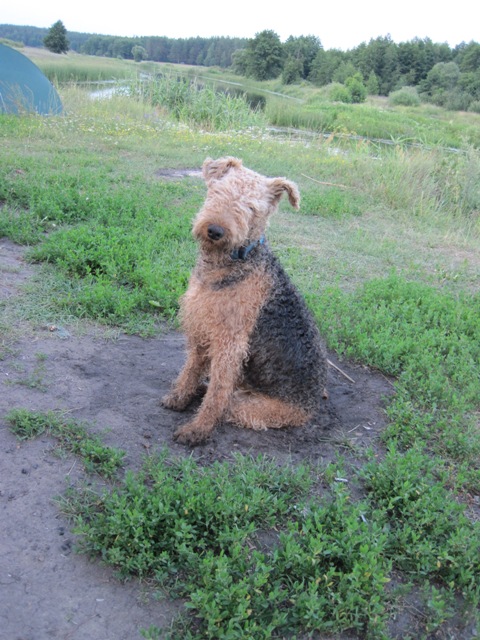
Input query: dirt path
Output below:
<box><xmin>0</xmin><ymin>237</ymin><xmax>394</xmax><ymax>639</ymax></box>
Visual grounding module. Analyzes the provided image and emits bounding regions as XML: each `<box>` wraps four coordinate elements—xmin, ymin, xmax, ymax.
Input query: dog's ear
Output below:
<box><xmin>202</xmin><ymin>157</ymin><xmax>242</xmax><ymax>184</ymax></box>
<box><xmin>267</xmin><ymin>178</ymin><xmax>300</xmax><ymax>210</ymax></box>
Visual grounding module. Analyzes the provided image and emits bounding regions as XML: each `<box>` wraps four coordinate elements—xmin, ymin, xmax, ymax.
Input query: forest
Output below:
<box><xmin>1</xmin><ymin>23</ymin><xmax>479</xmax><ymax>111</ymax></box>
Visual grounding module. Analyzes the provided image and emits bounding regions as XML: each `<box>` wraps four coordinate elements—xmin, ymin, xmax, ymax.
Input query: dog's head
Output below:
<box><xmin>193</xmin><ymin>157</ymin><xmax>300</xmax><ymax>253</ymax></box>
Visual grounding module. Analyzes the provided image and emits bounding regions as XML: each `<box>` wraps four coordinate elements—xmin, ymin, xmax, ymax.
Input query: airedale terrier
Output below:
<box><xmin>162</xmin><ymin>156</ymin><xmax>327</xmax><ymax>445</ymax></box>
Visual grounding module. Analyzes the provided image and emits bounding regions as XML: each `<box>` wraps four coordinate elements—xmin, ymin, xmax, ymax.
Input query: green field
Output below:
<box><xmin>1</xmin><ymin>53</ymin><xmax>479</xmax><ymax>638</ymax></box>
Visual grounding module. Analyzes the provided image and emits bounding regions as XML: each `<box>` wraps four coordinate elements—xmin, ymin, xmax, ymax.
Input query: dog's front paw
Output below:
<box><xmin>161</xmin><ymin>392</ymin><xmax>191</xmax><ymax>412</ymax></box>
<box><xmin>173</xmin><ymin>422</ymin><xmax>213</xmax><ymax>446</ymax></box>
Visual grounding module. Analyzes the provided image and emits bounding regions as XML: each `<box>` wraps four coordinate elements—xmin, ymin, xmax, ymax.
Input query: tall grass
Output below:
<box><xmin>265</xmin><ymin>92</ymin><xmax>480</xmax><ymax>148</ymax></box>
<box><xmin>29</xmin><ymin>50</ymin><xmax>140</xmax><ymax>83</ymax></box>
<box><xmin>26</xmin><ymin>49</ymin><xmax>480</xmax><ymax>147</ymax></box>
<box><xmin>358</xmin><ymin>143</ymin><xmax>480</xmax><ymax>224</ymax></box>
<box><xmin>129</xmin><ymin>74</ymin><xmax>267</xmax><ymax>131</ymax></box>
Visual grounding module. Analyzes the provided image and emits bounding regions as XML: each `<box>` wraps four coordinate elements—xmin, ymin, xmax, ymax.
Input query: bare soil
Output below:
<box><xmin>0</xmin><ymin>237</ymin><xmax>408</xmax><ymax>639</ymax></box>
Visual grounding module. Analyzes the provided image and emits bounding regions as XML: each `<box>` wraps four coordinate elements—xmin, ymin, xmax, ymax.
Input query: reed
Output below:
<box><xmin>129</xmin><ymin>74</ymin><xmax>267</xmax><ymax>131</ymax></box>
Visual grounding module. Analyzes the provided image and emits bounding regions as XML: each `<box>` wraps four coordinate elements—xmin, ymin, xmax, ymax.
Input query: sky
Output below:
<box><xmin>2</xmin><ymin>0</ymin><xmax>478</xmax><ymax>50</ymax></box>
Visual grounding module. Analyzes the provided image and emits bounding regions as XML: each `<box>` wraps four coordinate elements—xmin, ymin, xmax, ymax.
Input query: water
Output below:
<box><xmin>88</xmin><ymin>82</ymin><xmax>130</xmax><ymax>100</ymax></box>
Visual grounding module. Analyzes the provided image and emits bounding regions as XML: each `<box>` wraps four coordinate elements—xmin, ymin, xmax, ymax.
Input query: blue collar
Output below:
<box><xmin>230</xmin><ymin>235</ymin><xmax>265</xmax><ymax>261</ymax></box>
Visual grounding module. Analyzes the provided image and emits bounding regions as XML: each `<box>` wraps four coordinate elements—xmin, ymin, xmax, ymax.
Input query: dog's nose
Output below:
<box><xmin>207</xmin><ymin>224</ymin><xmax>225</xmax><ymax>241</ymax></box>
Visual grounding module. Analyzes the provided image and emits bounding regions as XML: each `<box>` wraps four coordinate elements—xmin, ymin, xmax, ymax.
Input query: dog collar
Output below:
<box><xmin>230</xmin><ymin>235</ymin><xmax>265</xmax><ymax>261</ymax></box>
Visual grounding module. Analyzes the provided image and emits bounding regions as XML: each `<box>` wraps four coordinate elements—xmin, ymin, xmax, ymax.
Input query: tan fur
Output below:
<box><xmin>227</xmin><ymin>391</ymin><xmax>310</xmax><ymax>430</ymax></box>
<box><xmin>163</xmin><ymin>267</ymin><xmax>272</xmax><ymax>443</ymax></box>
<box><xmin>192</xmin><ymin>157</ymin><xmax>300</xmax><ymax>257</ymax></box>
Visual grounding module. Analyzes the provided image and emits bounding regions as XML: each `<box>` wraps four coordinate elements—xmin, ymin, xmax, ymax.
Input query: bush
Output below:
<box><xmin>388</xmin><ymin>86</ymin><xmax>421</xmax><ymax>107</ymax></box>
<box><xmin>345</xmin><ymin>73</ymin><xmax>367</xmax><ymax>103</ymax></box>
<box><xmin>443</xmin><ymin>90</ymin><xmax>472</xmax><ymax>111</ymax></box>
<box><xmin>468</xmin><ymin>100</ymin><xmax>480</xmax><ymax>114</ymax></box>
<box><xmin>327</xmin><ymin>76</ymin><xmax>367</xmax><ymax>104</ymax></box>
<box><xmin>282</xmin><ymin>57</ymin><xmax>303</xmax><ymax>85</ymax></box>
<box><xmin>328</xmin><ymin>82</ymin><xmax>352</xmax><ymax>103</ymax></box>
<box><xmin>366</xmin><ymin>71</ymin><xmax>380</xmax><ymax>95</ymax></box>
<box><xmin>423</xmin><ymin>87</ymin><xmax>473</xmax><ymax>112</ymax></box>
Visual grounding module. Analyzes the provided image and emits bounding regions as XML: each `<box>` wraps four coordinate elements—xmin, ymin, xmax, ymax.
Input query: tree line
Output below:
<box><xmin>0</xmin><ymin>23</ymin><xmax>247</xmax><ymax>68</ymax></box>
<box><xmin>1</xmin><ymin>23</ymin><xmax>479</xmax><ymax>111</ymax></box>
<box><xmin>234</xmin><ymin>31</ymin><xmax>480</xmax><ymax>111</ymax></box>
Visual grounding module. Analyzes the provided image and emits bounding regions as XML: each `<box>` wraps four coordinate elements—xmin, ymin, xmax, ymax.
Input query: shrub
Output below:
<box><xmin>328</xmin><ymin>82</ymin><xmax>352</xmax><ymax>103</ymax></box>
<box><xmin>282</xmin><ymin>57</ymin><xmax>303</xmax><ymax>85</ymax></box>
<box><xmin>388</xmin><ymin>86</ymin><xmax>421</xmax><ymax>107</ymax></box>
<box><xmin>443</xmin><ymin>90</ymin><xmax>472</xmax><ymax>111</ymax></box>
<box><xmin>345</xmin><ymin>73</ymin><xmax>367</xmax><ymax>103</ymax></box>
<box><xmin>468</xmin><ymin>100</ymin><xmax>480</xmax><ymax>113</ymax></box>
<box><xmin>423</xmin><ymin>87</ymin><xmax>473</xmax><ymax>112</ymax></box>
<box><xmin>366</xmin><ymin>71</ymin><xmax>380</xmax><ymax>95</ymax></box>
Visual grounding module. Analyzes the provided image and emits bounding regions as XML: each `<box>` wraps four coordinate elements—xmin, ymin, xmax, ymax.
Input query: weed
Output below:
<box><xmin>63</xmin><ymin>447</ymin><xmax>479</xmax><ymax>638</ymax></box>
<box><xmin>6</xmin><ymin>409</ymin><xmax>125</xmax><ymax>478</ymax></box>
<box><xmin>7</xmin><ymin>356</ymin><xmax>49</xmax><ymax>392</ymax></box>
<box><xmin>64</xmin><ymin>453</ymin><xmax>392</xmax><ymax>638</ymax></box>
<box><xmin>361</xmin><ymin>445</ymin><xmax>480</xmax><ymax>604</ymax></box>
<box><xmin>421</xmin><ymin>583</ymin><xmax>455</xmax><ymax>632</ymax></box>
<box><xmin>313</xmin><ymin>273</ymin><xmax>480</xmax><ymax>490</ymax></box>
<box><xmin>7</xmin><ymin>408</ymin><xmax>55</xmax><ymax>439</ymax></box>
<box><xmin>72</xmin><ymin>453</ymin><xmax>312</xmax><ymax>578</ymax></box>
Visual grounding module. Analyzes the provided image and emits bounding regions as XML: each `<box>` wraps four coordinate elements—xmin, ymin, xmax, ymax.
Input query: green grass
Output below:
<box><xmin>311</xmin><ymin>273</ymin><xmax>480</xmax><ymax>492</ymax></box>
<box><xmin>0</xmin><ymin>128</ymin><xmax>203</xmax><ymax>329</ymax></box>
<box><xmin>191</xmin><ymin>67</ymin><xmax>480</xmax><ymax>149</ymax></box>
<box><xmin>25</xmin><ymin>47</ymin><xmax>141</xmax><ymax>83</ymax></box>
<box><xmin>6</xmin><ymin>408</ymin><xmax>480</xmax><ymax>637</ymax></box>
<box><xmin>6</xmin><ymin>408</ymin><xmax>125</xmax><ymax>477</ymax></box>
<box><xmin>25</xmin><ymin>177</ymin><xmax>199</xmax><ymax>323</ymax></box>
<box><xmin>24</xmin><ymin>50</ymin><xmax>480</xmax><ymax>149</ymax></box>
<box><xmin>1</xmin><ymin>62</ymin><xmax>480</xmax><ymax>638</ymax></box>
<box><xmin>299</xmin><ymin>185</ymin><xmax>364</xmax><ymax>218</ymax></box>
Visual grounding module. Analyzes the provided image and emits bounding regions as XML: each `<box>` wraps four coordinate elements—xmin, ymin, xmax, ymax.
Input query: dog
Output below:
<box><xmin>162</xmin><ymin>156</ymin><xmax>327</xmax><ymax>444</ymax></box>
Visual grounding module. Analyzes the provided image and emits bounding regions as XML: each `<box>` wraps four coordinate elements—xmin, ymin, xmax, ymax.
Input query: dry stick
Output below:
<box><xmin>301</xmin><ymin>173</ymin><xmax>349</xmax><ymax>190</ymax></box>
<box><xmin>327</xmin><ymin>359</ymin><xmax>356</xmax><ymax>384</ymax></box>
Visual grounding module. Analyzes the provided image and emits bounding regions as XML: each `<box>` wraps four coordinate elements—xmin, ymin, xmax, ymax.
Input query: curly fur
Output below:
<box><xmin>162</xmin><ymin>157</ymin><xmax>327</xmax><ymax>445</ymax></box>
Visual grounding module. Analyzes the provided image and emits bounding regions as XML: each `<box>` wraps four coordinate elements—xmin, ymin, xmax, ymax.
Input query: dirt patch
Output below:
<box><xmin>0</xmin><ymin>237</ymin><xmax>396</xmax><ymax>639</ymax></box>
<box><xmin>154</xmin><ymin>168</ymin><xmax>202</xmax><ymax>180</ymax></box>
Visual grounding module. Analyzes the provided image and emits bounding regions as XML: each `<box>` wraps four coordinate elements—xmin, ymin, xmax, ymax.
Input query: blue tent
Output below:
<box><xmin>0</xmin><ymin>43</ymin><xmax>62</xmax><ymax>115</ymax></box>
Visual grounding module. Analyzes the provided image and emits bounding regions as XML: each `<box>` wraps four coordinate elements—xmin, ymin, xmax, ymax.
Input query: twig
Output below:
<box><xmin>347</xmin><ymin>423</ymin><xmax>361</xmax><ymax>433</ymax></box>
<box><xmin>66</xmin><ymin>460</ymin><xmax>77</xmax><ymax>477</ymax></box>
<box><xmin>327</xmin><ymin>359</ymin><xmax>356</xmax><ymax>384</ymax></box>
<box><xmin>301</xmin><ymin>173</ymin><xmax>349</xmax><ymax>189</ymax></box>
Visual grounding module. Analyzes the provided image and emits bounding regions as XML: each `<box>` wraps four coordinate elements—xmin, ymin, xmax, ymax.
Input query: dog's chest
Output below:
<box><xmin>181</xmin><ymin>270</ymin><xmax>272</xmax><ymax>343</ymax></box>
